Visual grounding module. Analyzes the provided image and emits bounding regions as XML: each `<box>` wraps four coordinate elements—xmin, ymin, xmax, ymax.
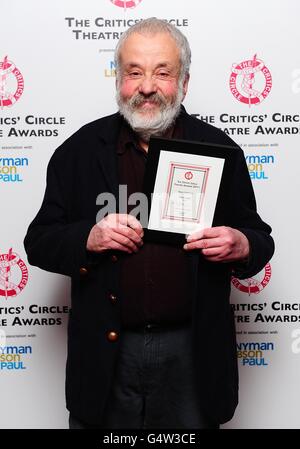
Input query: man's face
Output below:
<box><xmin>116</xmin><ymin>32</ymin><xmax>189</xmax><ymax>140</ymax></box>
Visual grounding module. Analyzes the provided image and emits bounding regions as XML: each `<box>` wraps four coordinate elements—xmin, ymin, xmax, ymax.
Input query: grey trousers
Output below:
<box><xmin>69</xmin><ymin>324</ymin><xmax>219</xmax><ymax>429</ymax></box>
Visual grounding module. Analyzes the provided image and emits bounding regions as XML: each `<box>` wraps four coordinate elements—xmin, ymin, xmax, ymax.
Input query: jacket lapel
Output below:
<box><xmin>180</xmin><ymin>107</ymin><xmax>207</xmax><ymax>142</ymax></box>
<box><xmin>95</xmin><ymin>113</ymin><xmax>122</xmax><ymax>199</ymax></box>
<box><xmin>97</xmin><ymin>142</ymin><xmax>119</xmax><ymax>198</ymax></box>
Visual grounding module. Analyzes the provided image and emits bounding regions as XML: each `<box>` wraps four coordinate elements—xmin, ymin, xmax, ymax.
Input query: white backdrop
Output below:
<box><xmin>1</xmin><ymin>0</ymin><xmax>299</xmax><ymax>429</ymax></box>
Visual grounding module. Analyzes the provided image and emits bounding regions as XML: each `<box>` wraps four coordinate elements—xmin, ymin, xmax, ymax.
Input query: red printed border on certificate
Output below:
<box><xmin>162</xmin><ymin>162</ymin><xmax>210</xmax><ymax>223</ymax></box>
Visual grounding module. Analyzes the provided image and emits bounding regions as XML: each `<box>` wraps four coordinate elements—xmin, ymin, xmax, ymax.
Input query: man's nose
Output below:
<box><xmin>138</xmin><ymin>75</ymin><xmax>157</xmax><ymax>96</ymax></box>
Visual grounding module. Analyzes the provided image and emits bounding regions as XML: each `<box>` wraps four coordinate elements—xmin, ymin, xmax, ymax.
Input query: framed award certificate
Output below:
<box><xmin>143</xmin><ymin>137</ymin><xmax>237</xmax><ymax>245</ymax></box>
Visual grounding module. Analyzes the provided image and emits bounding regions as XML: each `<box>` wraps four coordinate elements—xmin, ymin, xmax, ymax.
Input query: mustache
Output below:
<box><xmin>129</xmin><ymin>92</ymin><xmax>167</xmax><ymax>108</ymax></box>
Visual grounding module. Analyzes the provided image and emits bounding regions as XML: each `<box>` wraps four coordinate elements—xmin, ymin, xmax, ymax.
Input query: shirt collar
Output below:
<box><xmin>117</xmin><ymin>120</ymin><xmax>137</xmax><ymax>155</ymax></box>
<box><xmin>117</xmin><ymin>114</ymin><xmax>183</xmax><ymax>155</ymax></box>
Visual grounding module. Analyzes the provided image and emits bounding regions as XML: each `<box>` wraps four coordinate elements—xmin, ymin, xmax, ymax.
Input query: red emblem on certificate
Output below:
<box><xmin>184</xmin><ymin>171</ymin><xmax>193</xmax><ymax>180</ymax></box>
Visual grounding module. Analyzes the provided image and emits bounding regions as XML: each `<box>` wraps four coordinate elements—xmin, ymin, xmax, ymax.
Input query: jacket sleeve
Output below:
<box><xmin>228</xmin><ymin>147</ymin><xmax>275</xmax><ymax>279</ymax></box>
<box><xmin>24</xmin><ymin>148</ymin><xmax>98</xmax><ymax>279</ymax></box>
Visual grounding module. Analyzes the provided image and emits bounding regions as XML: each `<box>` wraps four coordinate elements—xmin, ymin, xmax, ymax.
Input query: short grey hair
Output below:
<box><xmin>114</xmin><ymin>17</ymin><xmax>191</xmax><ymax>81</ymax></box>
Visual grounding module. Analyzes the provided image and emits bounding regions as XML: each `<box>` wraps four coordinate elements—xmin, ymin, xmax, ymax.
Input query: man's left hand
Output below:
<box><xmin>183</xmin><ymin>226</ymin><xmax>250</xmax><ymax>263</ymax></box>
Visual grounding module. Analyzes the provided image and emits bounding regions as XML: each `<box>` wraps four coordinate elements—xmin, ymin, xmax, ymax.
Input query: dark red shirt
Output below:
<box><xmin>117</xmin><ymin>119</ymin><xmax>192</xmax><ymax>328</ymax></box>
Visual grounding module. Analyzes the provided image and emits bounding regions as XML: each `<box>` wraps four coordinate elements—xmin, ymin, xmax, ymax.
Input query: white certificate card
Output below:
<box><xmin>148</xmin><ymin>150</ymin><xmax>225</xmax><ymax>235</ymax></box>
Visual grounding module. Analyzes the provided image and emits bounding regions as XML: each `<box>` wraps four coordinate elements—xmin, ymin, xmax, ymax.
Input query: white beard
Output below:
<box><xmin>116</xmin><ymin>84</ymin><xmax>183</xmax><ymax>142</ymax></box>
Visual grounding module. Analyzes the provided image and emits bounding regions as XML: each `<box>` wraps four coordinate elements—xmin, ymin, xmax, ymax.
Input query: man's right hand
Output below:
<box><xmin>86</xmin><ymin>213</ymin><xmax>144</xmax><ymax>254</ymax></box>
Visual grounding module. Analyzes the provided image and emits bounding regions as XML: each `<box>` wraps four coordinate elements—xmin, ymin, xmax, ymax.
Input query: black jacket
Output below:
<box><xmin>24</xmin><ymin>108</ymin><xmax>274</xmax><ymax>425</ymax></box>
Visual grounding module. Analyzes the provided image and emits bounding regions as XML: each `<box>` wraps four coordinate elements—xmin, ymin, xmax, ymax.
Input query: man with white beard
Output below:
<box><xmin>24</xmin><ymin>18</ymin><xmax>274</xmax><ymax>429</ymax></box>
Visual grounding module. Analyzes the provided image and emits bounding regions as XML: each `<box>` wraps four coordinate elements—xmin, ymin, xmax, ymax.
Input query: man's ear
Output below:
<box><xmin>182</xmin><ymin>73</ymin><xmax>190</xmax><ymax>101</ymax></box>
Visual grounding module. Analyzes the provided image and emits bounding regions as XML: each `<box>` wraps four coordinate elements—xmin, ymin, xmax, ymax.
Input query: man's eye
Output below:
<box><xmin>157</xmin><ymin>72</ymin><xmax>170</xmax><ymax>78</ymax></box>
<box><xmin>129</xmin><ymin>72</ymin><xmax>142</xmax><ymax>77</ymax></box>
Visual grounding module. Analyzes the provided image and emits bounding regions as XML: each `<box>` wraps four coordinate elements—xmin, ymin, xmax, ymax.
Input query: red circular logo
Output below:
<box><xmin>0</xmin><ymin>56</ymin><xmax>24</xmax><ymax>108</ymax></box>
<box><xmin>110</xmin><ymin>0</ymin><xmax>142</xmax><ymax>9</ymax></box>
<box><xmin>0</xmin><ymin>249</ymin><xmax>28</xmax><ymax>298</ymax></box>
<box><xmin>231</xmin><ymin>263</ymin><xmax>271</xmax><ymax>295</ymax></box>
<box><xmin>229</xmin><ymin>54</ymin><xmax>272</xmax><ymax>106</ymax></box>
<box><xmin>184</xmin><ymin>171</ymin><xmax>193</xmax><ymax>180</ymax></box>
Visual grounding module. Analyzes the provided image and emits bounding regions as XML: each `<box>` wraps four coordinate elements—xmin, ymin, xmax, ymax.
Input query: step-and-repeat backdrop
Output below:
<box><xmin>1</xmin><ymin>0</ymin><xmax>299</xmax><ymax>429</ymax></box>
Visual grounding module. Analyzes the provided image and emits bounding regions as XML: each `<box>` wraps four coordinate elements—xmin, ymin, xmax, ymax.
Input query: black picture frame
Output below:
<box><xmin>142</xmin><ymin>136</ymin><xmax>238</xmax><ymax>246</ymax></box>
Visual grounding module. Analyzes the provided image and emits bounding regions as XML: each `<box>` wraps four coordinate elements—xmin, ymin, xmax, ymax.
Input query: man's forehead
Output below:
<box><xmin>120</xmin><ymin>32</ymin><xmax>178</xmax><ymax>52</ymax></box>
<box><xmin>119</xmin><ymin>32</ymin><xmax>180</xmax><ymax>64</ymax></box>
